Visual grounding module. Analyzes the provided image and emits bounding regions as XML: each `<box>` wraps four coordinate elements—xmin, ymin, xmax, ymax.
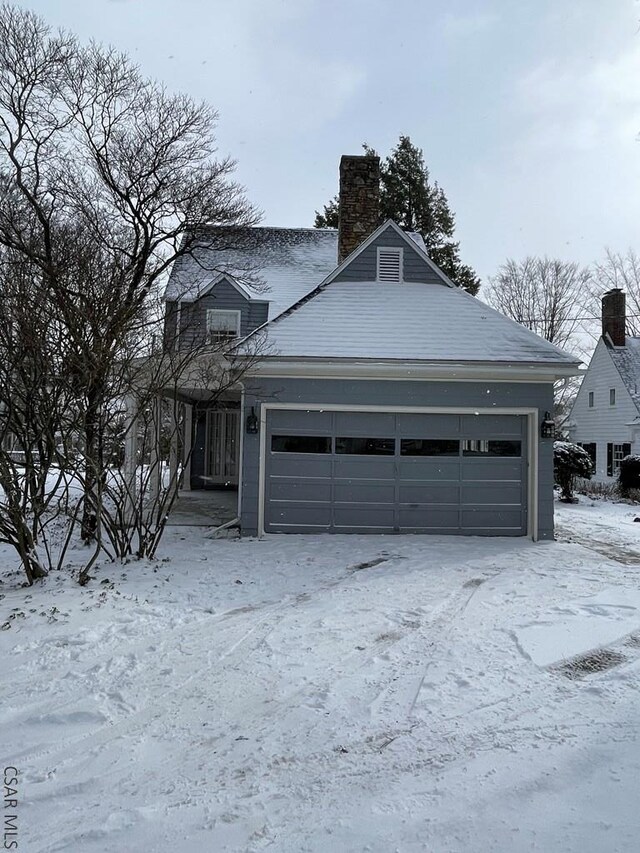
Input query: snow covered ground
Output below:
<box><xmin>2</xmin><ymin>497</ymin><xmax>640</xmax><ymax>852</ymax></box>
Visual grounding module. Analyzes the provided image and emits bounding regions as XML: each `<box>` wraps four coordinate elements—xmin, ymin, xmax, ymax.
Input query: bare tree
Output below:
<box><xmin>485</xmin><ymin>257</ymin><xmax>592</xmax><ymax>425</ymax></box>
<box><xmin>591</xmin><ymin>249</ymin><xmax>640</xmax><ymax>335</ymax></box>
<box><xmin>485</xmin><ymin>257</ymin><xmax>591</xmax><ymax>351</ymax></box>
<box><xmin>0</xmin><ymin>4</ymin><xmax>262</xmax><ymax>583</ymax></box>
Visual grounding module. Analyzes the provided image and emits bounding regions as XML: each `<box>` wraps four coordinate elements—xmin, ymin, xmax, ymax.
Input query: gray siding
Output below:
<box><xmin>333</xmin><ymin>226</ymin><xmax>443</xmax><ymax>284</ymax></box>
<box><xmin>166</xmin><ymin>278</ymin><xmax>269</xmax><ymax>351</ymax></box>
<box><xmin>240</xmin><ymin>378</ymin><xmax>555</xmax><ymax>539</ymax></box>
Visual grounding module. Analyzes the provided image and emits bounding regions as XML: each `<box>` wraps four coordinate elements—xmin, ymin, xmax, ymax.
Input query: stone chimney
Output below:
<box><xmin>602</xmin><ymin>288</ymin><xmax>626</xmax><ymax>347</ymax></box>
<box><xmin>338</xmin><ymin>154</ymin><xmax>380</xmax><ymax>264</ymax></box>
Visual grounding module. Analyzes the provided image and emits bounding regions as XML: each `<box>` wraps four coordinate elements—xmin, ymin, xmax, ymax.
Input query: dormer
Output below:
<box><xmin>163</xmin><ymin>273</ymin><xmax>269</xmax><ymax>351</ymax></box>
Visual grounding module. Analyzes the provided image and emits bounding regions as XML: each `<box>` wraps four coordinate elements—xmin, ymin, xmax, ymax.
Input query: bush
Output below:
<box><xmin>617</xmin><ymin>455</ymin><xmax>640</xmax><ymax>496</ymax></box>
<box><xmin>554</xmin><ymin>441</ymin><xmax>594</xmax><ymax>502</ymax></box>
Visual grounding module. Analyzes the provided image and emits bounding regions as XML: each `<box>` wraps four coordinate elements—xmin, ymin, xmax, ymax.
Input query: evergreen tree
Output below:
<box><xmin>314</xmin><ymin>136</ymin><xmax>480</xmax><ymax>294</ymax></box>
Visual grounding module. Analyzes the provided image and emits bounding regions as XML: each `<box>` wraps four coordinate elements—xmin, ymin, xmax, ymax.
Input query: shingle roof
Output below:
<box><xmin>253</xmin><ymin>280</ymin><xmax>581</xmax><ymax>365</ymax></box>
<box><xmin>608</xmin><ymin>338</ymin><xmax>640</xmax><ymax>410</ymax></box>
<box><xmin>164</xmin><ymin>226</ymin><xmax>428</xmax><ymax>321</ymax></box>
<box><xmin>164</xmin><ymin>227</ymin><xmax>338</xmax><ymax>320</ymax></box>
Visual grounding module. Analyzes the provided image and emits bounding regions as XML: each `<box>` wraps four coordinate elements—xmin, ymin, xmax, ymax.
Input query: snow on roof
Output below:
<box><xmin>164</xmin><ymin>227</ymin><xmax>338</xmax><ymax>320</ymax></box>
<box><xmin>164</xmin><ymin>226</ymin><xmax>428</xmax><ymax>321</ymax></box>
<box><xmin>253</xmin><ymin>280</ymin><xmax>581</xmax><ymax>365</ymax></box>
<box><xmin>608</xmin><ymin>338</ymin><xmax>640</xmax><ymax>410</ymax></box>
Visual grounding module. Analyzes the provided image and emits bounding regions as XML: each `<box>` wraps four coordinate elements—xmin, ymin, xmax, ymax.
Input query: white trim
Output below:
<box><xmin>257</xmin><ymin>403</ymin><xmax>539</xmax><ymax>541</ymax></box>
<box><xmin>237</xmin><ymin>390</ymin><xmax>245</xmax><ymax>519</ymax></box>
<box><xmin>376</xmin><ymin>246</ymin><xmax>403</xmax><ymax>282</ymax></box>
<box><xmin>245</xmin><ymin>360</ymin><xmax>579</xmax><ymax>382</ymax></box>
<box><xmin>257</xmin><ymin>404</ymin><xmax>268</xmax><ymax>540</ymax></box>
<box><xmin>527</xmin><ymin>409</ymin><xmax>539</xmax><ymax>541</ymax></box>
<box><xmin>181</xmin><ymin>272</ymin><xmax>269</xmax><ymax>303</ymax></box>
<box><xmin>206</xmin><ymin>308</ymin><xmax>241</xmax><ymax>342</ymax></box>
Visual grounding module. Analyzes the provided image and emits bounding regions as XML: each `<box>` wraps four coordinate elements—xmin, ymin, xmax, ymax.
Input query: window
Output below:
<box><xmin>271</xmin><ymin>435</ymin><xmax>331</xmax><ymax>454</ymax></box>
<box><xmin>578</xmin><ymin>443</ymin><xmax>597</xmax><ymax>467</ymax></box>
<box><xmin>588</xmin><ymin>391</ymin><xmax>594</xmax><ymax>408</ymax></box>
<box><xmin>376</xmin><ymin>247</ymin><xmax>403</xmax><ymax>282</ymax></box>
<box><xmin>400</xmin><ymin>439</ymin><xmax>460</xmax><ymax>456</ymax></box>
<box><xmin>462</xmin><ymin>440</ymin><xmax>521</xmax><ymax>457</ymax></box>
<box><xmin>610</xmin><ymin>388</ymin><xmax>616</xmax><ymax>406</ymax></box>
<box><xmin>336</xmin><ymin>437</ymin><xmax>395</xmax><ymax>455</ymax></box>
<box><xmin>206</xmin><ymin>309</ymin><xmax>241</xmax><ymax>343</ymax></box>
<box><xmin>607</xmin><ymin>442</ymin><xmax>631</xmax><ymax>476</ymax></box>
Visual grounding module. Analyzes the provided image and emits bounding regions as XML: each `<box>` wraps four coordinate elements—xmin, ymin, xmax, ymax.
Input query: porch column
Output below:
<box><xmin>122</xmin><ymin>395</ymin><xmax>138</xmax><ymax>525</ymax></box>
<box><xmin>182</xmin><ymin>403</ymin><xmax>193</xmax><ymax>491</ymax></box>
<box><xmin>168</xmin><ymin>398</ymin><xmax>180</xmax><ymax>492</ymax></box>
<box><xmin>148</xmin><ymin>395</ymin><xmax>162</xmax><ymax>504</ymax></box>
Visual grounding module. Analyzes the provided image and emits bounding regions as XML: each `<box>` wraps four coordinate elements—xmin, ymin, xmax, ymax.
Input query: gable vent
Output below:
<box><xmin>377</xmin><ymin>247</ymin><xmax>403</xmax><ymax>282</ymax></box>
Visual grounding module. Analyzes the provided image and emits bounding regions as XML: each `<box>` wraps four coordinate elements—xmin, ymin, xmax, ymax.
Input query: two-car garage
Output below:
<box><xmin>263</xmin><ymin>408</ymin><xmax>530</xmax><ymax>536</ymax></box>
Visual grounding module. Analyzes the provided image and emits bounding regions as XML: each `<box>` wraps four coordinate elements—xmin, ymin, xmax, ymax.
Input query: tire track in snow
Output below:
<box><xmin>5</xmin><ymin>562</ymin><xmax>372</xmax><ymax>771</ymax></box>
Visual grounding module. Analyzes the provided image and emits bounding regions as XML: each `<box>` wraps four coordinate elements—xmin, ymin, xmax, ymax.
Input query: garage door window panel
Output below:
<box><xmin>336</xmin><ymin>437</ymin><xmax>395</xmax><ymax>455</ymax></box>
<box><xmin>462</xmin><ymin>439</ymin><xmax>521</xmax><ymax>457</ymax></box>
<box><xmin>271</xmin><ymin>435</ymin><xmax>331</xmax><ymax>454</ymax></box>
<box><xmin>401</xmin><ymin>439</ymin><xmax>460</xmax><ymax>456</ymax></box>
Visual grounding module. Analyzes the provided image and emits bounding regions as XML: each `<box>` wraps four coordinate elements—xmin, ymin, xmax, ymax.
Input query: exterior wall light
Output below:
<box><xmin>246</xmin><ymin>406</ymin><xmax>259</xmax><ymax>435</ymax></box>
<box><xmin>541</xmin><ymin>411</ymin><xmax>556</xmax><ymax>439</ymax></box>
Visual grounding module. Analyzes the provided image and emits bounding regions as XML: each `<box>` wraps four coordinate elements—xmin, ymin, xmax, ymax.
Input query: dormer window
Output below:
<box><xmin>377</xmin><ymin>247</ymin><xmax>403</xmax><ymax>282</ymax></box>
<box><xmin>206</xmin><ymin>309</ymin><xmax>241</xmax><ymax>343</ymax></box>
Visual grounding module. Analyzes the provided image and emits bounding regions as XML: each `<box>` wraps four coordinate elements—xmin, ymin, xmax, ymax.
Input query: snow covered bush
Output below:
<box><xmin>617</xmin><ymin>455</ymin><xmax>640</xmax><ymax>497</ymax></box>
<box><xmin>553</xmin><ymin>441</ymin><xmax>594</xmax><ymax>502</ymax></box>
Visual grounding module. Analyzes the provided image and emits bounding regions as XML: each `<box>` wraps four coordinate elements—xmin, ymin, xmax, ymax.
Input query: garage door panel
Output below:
<box><xmin>270</xmin><ymin>410</ymin><xmax>333</xmax><ymax>431</ymax></box>
<box><xmin>399</xmin><ymin>482</ymin><xmax>460</xmax><ymax>503</ymax></box>
<box><xmin>333</xmin><ymin>482</ymin><xmax>396</xmax><ymax>503</ymax></box>
<box><xmin>462</xmin><ymin>459</ymin><xmax>522</xmax><ymax>480</ymax></box>
<box><xmin>333</xmin><ymin>505</ymin><xmax>396</xmax><ymax>529</ymax></box>
<box><xmin>334</xmin><ymin>411</ymin><xmax>396</xmax><ymax>435</ymax></box>
<box><xmin>269</xmin><ymin>503</ymin><xmax>332</xmax><ymax>529</ymax></box>
<box><xmin>398</xmin><ymin>458</ymin><xmax>461</xmax><ymax>480</ymax></box>
<box><xmin>461</xmin><ymin>414</ymin><xmax>523</xmax><ymax>437</ymax></box>
<box><xmin>462</xmin><ymin>481</ymin><xmax>522</xmax><ymax>504</ymax></box>
<box><xmin>269</xmin><ymin>479</ymin><xmax>332</xmax><ymax>502</ymax></box>
<box><xmin>461</xmin><ymin>507</ymin><xmax>523</xmax><ymax>529</ymax></box>
<box><xmin>396</xmin><ymin>413</ymin><xmax>461</xmax><ymax>436</ymax></box>
<box><xmin>269</xmin><ymin>455</ymin><xmax>332</xmax><ymax>478</ymax></box>
<box><xmin>398</xmin><ymin>507</ymin><xmax>460</xmax><ymax>529</ymax></box>
<box><xmin>334</xmin><ymin>458</ymin><xmax>396</xmax><ymax>479</ymax></box>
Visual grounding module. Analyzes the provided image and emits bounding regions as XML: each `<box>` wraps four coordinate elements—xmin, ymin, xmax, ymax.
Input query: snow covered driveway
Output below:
<box><xmin>2</xmin><ymin>500</ymin><xmax>640</xmax><ymax>852</ymax></box>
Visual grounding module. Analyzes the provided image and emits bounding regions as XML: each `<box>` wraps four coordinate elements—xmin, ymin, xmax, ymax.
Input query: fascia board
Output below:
<box><xmin>242</xmin><ymin>358</ymin><xmax>581</xmax><ymax>382</ymax></box>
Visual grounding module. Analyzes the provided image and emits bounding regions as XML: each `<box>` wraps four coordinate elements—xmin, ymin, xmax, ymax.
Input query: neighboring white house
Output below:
<box><xmin>568</xmin><ymin>289</ymin><xmax>640</xmax><ymax>482</ymax></box>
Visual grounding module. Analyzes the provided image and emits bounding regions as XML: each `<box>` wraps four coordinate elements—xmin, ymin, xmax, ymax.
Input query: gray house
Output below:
<box><xmin>163</xmin><ymin>155</ymin><xmax>580</xmax><ymax>538</ymax></box>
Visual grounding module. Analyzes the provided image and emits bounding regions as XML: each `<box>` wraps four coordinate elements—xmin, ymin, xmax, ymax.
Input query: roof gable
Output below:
<box><xmin>196</xmin><ymin>272</ymin><xmax>266</xmax><ymax>302</ymax></box>
<box><xmin>606</xmin><ymin>338</ymin><xmax>640</xmax><ymax>413</ymax></box>
<box><xmin>323</xmin><ymin>220</ymin><xmax>456</xmax><ymax>288</ymax></box>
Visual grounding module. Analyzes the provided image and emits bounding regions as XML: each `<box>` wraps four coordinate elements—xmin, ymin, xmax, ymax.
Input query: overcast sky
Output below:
<box><xmin>13</xmin><ymin>0</ymin><xmax>640</xmax><ymax>286</ymax></box>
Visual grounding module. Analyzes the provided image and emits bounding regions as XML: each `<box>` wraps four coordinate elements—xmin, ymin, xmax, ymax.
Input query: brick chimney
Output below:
<box><xmin>602</xmin><ymin>288</ymin><xmax>625</xmax><ymax>347</ymax></box>
<box><xmin>338</xmin><ymin>154</ymin><xmax>380</xmax><ymax>264</ymax></box>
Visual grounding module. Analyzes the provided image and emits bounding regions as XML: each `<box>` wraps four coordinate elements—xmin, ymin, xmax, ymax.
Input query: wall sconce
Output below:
<box><xmin>540</xmin><ymin>411</ymin><xmax>556</xmax><ymax>439</ymax></box>
<box><xmin>246</xmin><ymin>406</ymin><xmax>259</xmax><ymax>435</ymax></box>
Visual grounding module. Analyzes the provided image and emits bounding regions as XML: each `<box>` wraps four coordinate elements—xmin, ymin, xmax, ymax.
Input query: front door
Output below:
<box><xmin>206</xmin><ymin>410</ymin><xmax>240</xmax><ymax>486</ymax></box>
